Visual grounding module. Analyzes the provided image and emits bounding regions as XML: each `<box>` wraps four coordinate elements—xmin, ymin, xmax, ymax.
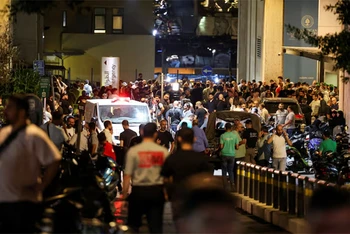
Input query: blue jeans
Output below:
<box><xmin>221</xmin><ymin>156</ymin><xmax>235</xmax><ymax>183</ymax></box>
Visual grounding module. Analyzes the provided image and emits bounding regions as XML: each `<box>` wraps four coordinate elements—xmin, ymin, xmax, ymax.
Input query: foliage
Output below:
<box><xmin>3</xmin><ymin>0</ymin><xmax>85</xmax><ymax>18</ymax></box>
<box><xmin>11</xmin><ymin>69</ymin><xmax>41</xmax><ymax>94</ymax></box>
<box><xmin>0</xmin><ymin>24</ymin><xmax>17</xmax><ymax>97</ymax></box>
<box><xmin>286</xmin><ymin>0</ymin><xmax>350</xmax><ymax>83</ymax></box>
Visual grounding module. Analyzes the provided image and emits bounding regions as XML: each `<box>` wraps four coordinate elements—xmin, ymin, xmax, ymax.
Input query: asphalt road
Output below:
<box><xmin>115</xmin><ymin>202</ymin><xmax>290</xmax><ymax>233</ymax></box>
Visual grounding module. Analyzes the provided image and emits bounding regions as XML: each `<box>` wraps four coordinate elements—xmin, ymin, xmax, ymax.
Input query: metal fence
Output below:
<box><xmin>235</xmin><ymin>161</ymin><xmax>336</xmax><ymax>217</ymax></box>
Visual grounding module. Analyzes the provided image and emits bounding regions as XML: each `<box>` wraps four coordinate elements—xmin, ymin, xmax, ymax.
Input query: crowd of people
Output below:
<box><xmin>0</xmin><ymin>70</ymin><xmax>348</xmax><ymax>233</ymax></box>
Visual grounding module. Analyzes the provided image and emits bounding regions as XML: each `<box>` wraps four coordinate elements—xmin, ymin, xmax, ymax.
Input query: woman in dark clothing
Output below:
<box><xmin>335</xmin><ymin>111</ymin><xmax>346</xmax><ymax>127</ymax></box>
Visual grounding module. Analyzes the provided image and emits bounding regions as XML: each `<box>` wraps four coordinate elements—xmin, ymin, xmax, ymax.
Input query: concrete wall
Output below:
<box><xmin>12</xmin><ymin>13</ymin><xmax>41</xmax><ymax>63</ymax></box>
<box><xmin>262</xmin><ymin>0</ymin><xmax>284</xmax><ymax>82</ymax></box>
<box><xmin>318</xmin><ymin>0</ymin><xmax>342</xmax><ymax>36</ymax></box>
<box><xmin>61</xmin><ymin>34</ymin><xmax>155</xmax><ymax>82</ymax></box>
<box><xmin>237</xmin><ymin>0</ymin><xmax>264</xmax><ymax>82</ymax></box>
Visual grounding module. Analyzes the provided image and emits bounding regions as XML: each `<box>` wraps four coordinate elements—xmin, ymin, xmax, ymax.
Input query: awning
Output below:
<box><xmin>45</xmin><ymin>65</ymin><xmax>66</xmax><ymax>71</ymax></box>
<box><xmin>283</xmin><ymin>46</ymin><xmax>334</xmax><ymax>63</ymax></box>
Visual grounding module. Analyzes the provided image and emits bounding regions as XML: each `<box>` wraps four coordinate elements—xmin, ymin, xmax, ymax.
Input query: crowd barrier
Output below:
<box><xmin>235</xmin><ymin>161</ymin><xmax>336</xmax><ymax>218</ymax></box>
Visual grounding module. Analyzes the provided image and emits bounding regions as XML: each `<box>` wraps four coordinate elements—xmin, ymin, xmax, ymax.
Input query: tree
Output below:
<box><xmin>286</xmin><ymin>0</ymin><xmax>350</xmax><ymax>83</ymax></box>
<box><xmin>0</xmin><ymin>23</ymin><xmax>40</xmax><ymax>98</ymax></box>
<box><xmin>0</xmin><ymin>24</ymin><xmax>17</xmax><ymax>97</ymax></box>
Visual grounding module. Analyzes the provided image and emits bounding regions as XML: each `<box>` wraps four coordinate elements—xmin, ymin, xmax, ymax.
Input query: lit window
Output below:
<box><xmin>112</xmin><ymin>8</ymin><xmax>123</xmax><ymax>33</ymax></box>
<box><xmin>62</xmin><ymin>11</ymin><xmax>67</xmax><ymax>27</ymax></box>
<box><xmin>113</xmin><ymin>16</ymin><xmax>122</xmax><ymax>30</ymax></box>
<box><xmin>94</xmin><ymin>8</ymin><xmax>106</xmax><ymax>33</ymax></box>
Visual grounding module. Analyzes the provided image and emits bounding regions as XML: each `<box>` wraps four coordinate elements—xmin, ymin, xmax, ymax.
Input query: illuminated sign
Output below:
<box><xmin>101</xmin><ymin>57</ymin><xmax>120</xmax><ymax>89</ymax></box>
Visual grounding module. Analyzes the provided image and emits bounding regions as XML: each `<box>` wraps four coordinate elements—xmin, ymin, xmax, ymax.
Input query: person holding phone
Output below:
<box><xmin>267</xmin><ymin>124</ymin><xmax>293</xmax><ymax>171</ymax></box>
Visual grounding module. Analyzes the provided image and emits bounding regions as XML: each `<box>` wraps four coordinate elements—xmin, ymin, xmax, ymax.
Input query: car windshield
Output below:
<box><xmin>264</xmin><ymin>102</ymin><xmax>301</xmax><ymax>114</ymax></box>
<box><xmin>99</xmin><ymin>105</ymin><xmax>149</xmax><ymax>124</ymax></box>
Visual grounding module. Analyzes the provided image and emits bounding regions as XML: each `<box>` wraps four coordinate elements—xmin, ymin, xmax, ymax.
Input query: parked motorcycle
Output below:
<box><xmin>42</xmin><ymin>146</ymin><xmax>118</xmax><ymax>233</ymax></box>
<box><xmin>285</xmin><ymin>132</ymin><xmax>313</xmax><ymax>173</ymax></box>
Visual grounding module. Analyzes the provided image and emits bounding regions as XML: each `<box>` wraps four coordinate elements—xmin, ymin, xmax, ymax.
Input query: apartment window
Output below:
<box><xmin>112</xmin><ymin>8</ymin><xmax>124</xmax><ymax>33</ymax></box>
<box><xmin>94</xmin><ymin>8</ymin><xmax>106</xmax><ymax>33</ymax></box>
<box><xmin>62</xmin><ymin>11</ymin><xmax>67</xmax><ymax>27</ymax></box>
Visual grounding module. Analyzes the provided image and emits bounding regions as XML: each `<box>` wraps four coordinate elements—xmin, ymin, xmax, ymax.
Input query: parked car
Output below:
<box><xmin>262</xmin><ymin>98</ymin><xmax>305</xmax><ymax>127</ymax></box>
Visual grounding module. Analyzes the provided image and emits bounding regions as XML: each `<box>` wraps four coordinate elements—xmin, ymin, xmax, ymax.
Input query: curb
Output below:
<box><xmin>234</xmin><ymin>193</ymin><xmax>310</xmax><ymax>234</ymax></box>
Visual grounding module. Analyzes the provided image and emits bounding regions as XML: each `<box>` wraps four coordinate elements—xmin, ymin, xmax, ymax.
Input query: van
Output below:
<box><xmin>85</xmin><ymin>97</ymin><xmax>151</xmax><ymax>145</ymax></box>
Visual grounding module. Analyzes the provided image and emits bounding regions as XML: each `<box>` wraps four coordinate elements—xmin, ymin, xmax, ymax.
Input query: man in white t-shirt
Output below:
<box><xmin>283</xmin><ymin>106</ymin><xmax>296</xmax><ymax>137</ymax></box>
<box><xmin>0</xmin><ymin>94</ymin><xmax>61</xmax><ymax>233</ymax></box>
<box><xmin>103</xmin><ymin>120</ymin><xmax>114</xmax><ymax>144</ymax></box>
<box><xmin>40</xmin><ymin>111</ymin><xmax>68</xmax><ymax>150</ymax></box>
<box><xmin>267</xmin><ymin>125</ymin><xmax>293</xmax><ymax>171</ymax></box>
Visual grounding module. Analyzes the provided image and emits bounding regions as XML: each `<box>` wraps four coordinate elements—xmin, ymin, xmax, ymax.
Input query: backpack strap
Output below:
<box><xmin>0</xmin><ymin>125</ymin><xmax>27</xmax><ymax>156</ymax></box>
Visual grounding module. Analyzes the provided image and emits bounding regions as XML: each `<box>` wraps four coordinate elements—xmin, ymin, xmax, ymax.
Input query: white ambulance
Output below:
<box><xmin>85</xmin><ymin>97</ymin><xmax>151</xmax><ymax>145</ymax></box>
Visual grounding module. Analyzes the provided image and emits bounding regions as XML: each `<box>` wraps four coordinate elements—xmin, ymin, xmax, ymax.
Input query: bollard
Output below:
<box><xmin>297</xmin><ymin>175</ymin><xmax>306</xmax><ymax>218</ymax></box>
<box><xmin>249</xmin><ymin>164</ymin><xmax>255</xmax><ymax>199</ymax></box>
<box><xmin>236</xmin><ymin>161</ymin><xmax>242</xmax><ymax>194</ymax></box>
<box><xmin>273</xmin><ymin>170</ymin><xmax>280</xmax><ymax>209</ymax></box>
<box><xmin>279</xmin><ymin>171</ymin><xmax>288</xmax><ymax>212</ymax></box>
<box><xmin>259</xmin><ymin>167</ymin><xmax>267</xmax><ymax>203</ymax></box>
<box><xmin>305</xmin><ymin>177</ymin><xmax>316</xmax><ymax>217</ymax></box>
<box><xmin>288</xmin><ymin>173</ymin><xmax>298</xmax><ymax>215</ymax></box>
<box><xmin>244</xmin><ymin>163</ymin><xmax>250</xmax><ymax>196</ymax></box>
<box><xmin>266</xmin><ymin>168</ymin><xmax>274</xmax><ymax>206</ymax></box>
<box><xmin>240</xmin><ymin>162</ymin><xmax>246</xmax><ymax>195</ymax></box>
<box><xmin>254</xmin><ymin>165</ymin><xmax>260</xmax><ymax>201</ymax></box>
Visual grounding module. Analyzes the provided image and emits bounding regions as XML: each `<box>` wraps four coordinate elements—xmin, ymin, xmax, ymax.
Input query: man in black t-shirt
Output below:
<box><xmin>165</xmin><ymin>101</ymin><xmax>182</xmax><ymax>133</ymax></box>
<box><xmin>157</xmin><ymin>120</ymin><xmax>174</xmax><ymax>152</ymax></box>
<box><xmin>194</xmin><ymin>101</ymin><xmax>207</xmax><ymax>128</ymax></box>
<box><xmin>242</xmin><ymin>120</ymin><xmax>258</xmax><ymax>164</ymax></box>
<box><xmin>120</xmin><ymin>120</ymin><xmax>137</xmax><ymax>152</ymax></box>
<box><xmin>161</xmin><ymin>128</ymin><xmax>211</xmax><ymax>216</ymax></box>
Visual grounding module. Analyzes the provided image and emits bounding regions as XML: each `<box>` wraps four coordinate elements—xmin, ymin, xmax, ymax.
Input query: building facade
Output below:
<box><xmin>42</xmin><ymin>0</ymin><xmax>155</xmax><ymax>83</ymax></box>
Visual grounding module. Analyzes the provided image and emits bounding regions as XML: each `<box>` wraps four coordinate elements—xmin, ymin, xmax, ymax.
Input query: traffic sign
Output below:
<box><xmin>202</xmin><ymin>66</ymin><xmax>213</xmax><ymax>76</ymax></box>
<box><xmin>33</xmin><ymin>60</ymin><xmax>45</xmax><ymax>76</ymax></box>
<box><xmin>39</xmin><ymin>77</ymin><xmax>50</xmax><ymax>98</ymax></box>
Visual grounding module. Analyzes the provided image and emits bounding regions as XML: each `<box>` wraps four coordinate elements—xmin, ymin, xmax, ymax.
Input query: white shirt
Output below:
<box><xmin>40</xmin><ymin>123</ymin><xmax>68</xmax><ymax>150</ymax></box>
<box><xmin>284</xmin><ymin>112</ymin><xmax>296</xmax><ymax>129</ymax></box>
<box><xmin>0</xmin><ymin>124</ymin><xmax>61</xmax><ymax>202</ymax></box>
<box><xmin>309</xmin><ymin>100</ymin><xmax>320</xmax><ymax>116</ymax></box>
<box><xmin>260</xmin><ymin>108</ymin><xmax>270</xmax><ymax>123</ymax></box>
<box><xmin>276</xmin><ymin>109</ymin><xmax>288</xmax><ymax>125</ymax></box>
<box><xmin>69</xmin><ymin>128</ymin><xmax>89</xmax><ymax>151</ymax></box>
<box><xmin>65</xmin><ymin>127</ymin><xmax>75</xmax><ymax>141</ymax></box>
<box><xmin>84</xmin><ymin>84</ymin><xmax>92</xmax><ymax>96</ymax></box>
<box><xmin>103</xmin><ymin>129</ymin><xmax>113</xmax><ymax>144</ymax></box>
<box><xmin>271</xmin><ymin>134</ymin><xmax>287</xmax><ymax>159</ymax></box>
